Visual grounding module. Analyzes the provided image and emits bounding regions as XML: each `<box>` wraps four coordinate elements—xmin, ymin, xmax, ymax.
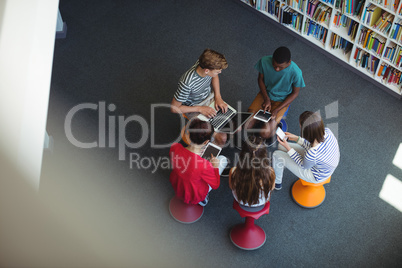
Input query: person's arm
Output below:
<box><xmin>257</xmin><ymin>73</ymin><xmax>271</xmax><ymax>112</ymax></box>
<box><xmin>289</xmin><ymin>148</ymin><xmax>316</xmax><ymax>170</ymax></box>
<box><xmin>170</xmin><ymin>98</ymin><xmax>217</xmax><ymax>118</ymax></box>
<box><xmin>277</xmin><ymin>136</ymin><xmax>315</xmax><ymax>169</ymax></box>
<box><xmin>211</xmin><ymin>75</ymin><xmax>228</xmax><ymax>113</ymax></box>
<box><xmin>201</xmin><ymin>159</ymin><xmax>221</xmax><ymax>190</ymax></box>
<box><xmin>271</xmin><ymin>86</ymin><xmax>300</xmax><ymax>118</ymax></box>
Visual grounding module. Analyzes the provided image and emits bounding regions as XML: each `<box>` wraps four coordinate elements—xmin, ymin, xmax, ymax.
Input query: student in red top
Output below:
<box><xmin>169</xmin><ymin>119</ymin><xmax>228</xmax><ymax>206</ymax></box>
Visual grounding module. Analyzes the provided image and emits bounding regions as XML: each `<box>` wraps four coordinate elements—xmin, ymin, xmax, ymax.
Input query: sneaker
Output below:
<box><xmin>275</xmin><ymin>183</ymin><xmax>282</xmax><ymax>190</ymax></box>
<box><xmin>199</xmin><ymin>194</ymin><xmax>209</xmax><ymax>206</ymax></box>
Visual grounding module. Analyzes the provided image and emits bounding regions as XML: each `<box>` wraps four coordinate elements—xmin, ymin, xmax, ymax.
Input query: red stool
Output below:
<box><xmin>230</xmin><ymin>200</ymin><xmax>270</xmax><ymax>250</ymax></box>
<box><xmin>169</xmin><ymin>196</ymin><xmax>204</xmax><ymax>224</ymax></box>
<box><xmin>291</xmin><ymin>176</ymin><xmax>331</xmax><ymax>208</ymax></box>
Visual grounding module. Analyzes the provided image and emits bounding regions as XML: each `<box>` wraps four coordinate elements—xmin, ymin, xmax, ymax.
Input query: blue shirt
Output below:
<box><xmin>254</xmin><ymin>56</ymin><xmax>305</xmax><ymax>102</ymax></box>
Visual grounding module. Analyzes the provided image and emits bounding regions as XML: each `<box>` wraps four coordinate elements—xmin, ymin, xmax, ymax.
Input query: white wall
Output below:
<box><xmin>0</xmin><ymin>0</ymin><xmax>59</xmax><ymax>190</ymax></box>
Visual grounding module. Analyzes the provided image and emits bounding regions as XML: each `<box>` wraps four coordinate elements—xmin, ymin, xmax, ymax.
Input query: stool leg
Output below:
<box><xmin>169</xmin><ymin>196</ymin><xmax>204</xmax><ymax>224</ymax></box>
<box><xmin>230</xmin><ymin>217</ymin><xmax>266</xmax><ymax>250</ymax></box>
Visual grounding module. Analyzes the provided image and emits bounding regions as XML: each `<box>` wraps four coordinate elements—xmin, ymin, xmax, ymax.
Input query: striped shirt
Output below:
<box><xmin>174</xmin><ymin>61</ymin><xmax>212</xmax><ymax>106</ymax></box>
<box><xmin>288</xmin><ymin>128</ymin><xmax>340</xmax><ymax>181</ymax></box>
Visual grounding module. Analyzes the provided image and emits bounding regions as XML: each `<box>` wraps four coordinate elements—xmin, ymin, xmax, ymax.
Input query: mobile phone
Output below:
<box><xmin>201</xmin><ymin>142</ymin><xmax>222</xmax><ymax>159</ymax></box>
<box><xmin>253</xmin><ymin>109</ymin><xmax>272</xmax><ymax>122</ymax></box>
<box><xmin>276</xmin><ymin>127</ymin><xmax>287</xmax><ymax>141</ymax></box>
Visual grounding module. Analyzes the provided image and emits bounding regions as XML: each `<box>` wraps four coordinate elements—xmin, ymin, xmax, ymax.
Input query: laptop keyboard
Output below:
<box><xmin>210</xmin><ymin>109</ymin><xmax>235</xmax><ymax>129</ymax></box>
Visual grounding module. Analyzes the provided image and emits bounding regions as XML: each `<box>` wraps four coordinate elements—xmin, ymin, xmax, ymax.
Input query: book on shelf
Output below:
<box><xmin>363</xmin><ymin>4</ymin><xmax>382</xmax><ymax>27</ymax></box>
<box><xmin>354</xmin><ymin>47</ymin><xmax>380</xmax><ymax>74</ymax></box>
<box><xmin>354</xmin><ymin>0</ymin><xmax>365</xmax><ymax>17</ymax></box>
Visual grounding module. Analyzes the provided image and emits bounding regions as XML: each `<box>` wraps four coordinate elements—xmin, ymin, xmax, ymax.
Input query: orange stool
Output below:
<box><xmin>180</xmin><ymin>114</ymin><xmax>191</xmax><ymax>145</ymax></box>
<box><xmin>291</xmin><ymin>176</ymin><xmax>331</xmax><ymax>208</ymax></box>
<box><xmin>230</xmin><ymin>200</ymin><xmax>270</xmax><ymax>250</ymax></box>
<box><xmin>169</xmin><ymin>196</ymin><xmax>204</xmax><ymax>224</ymax></box>
<box><xmin>180</xmin><ymin>124</ymin><xmax>191</xmax><ymax>145</ymax></box>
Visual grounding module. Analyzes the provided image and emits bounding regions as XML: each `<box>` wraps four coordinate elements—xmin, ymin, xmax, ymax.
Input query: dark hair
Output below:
<box><xmin>198</xmin><ymin>48</ymin><xmax>228</xmax><ymax>70</ymax></box>
<box><xmin>273</xmin><ymin>46</ymin><xmax>291</xmax><ymax>64</ymax></box>
<box><xmin>230</xmin><ymin>136</ymin><xmax>275</xmax><ymax>205</ymax></box>
<box><xmin>299</xmin><ymin>111</ymin><xmax>325</xmax><ymax>143</ymax></box>
<box><xmin>187</xmin><ymin>118</ymin><xmax>214</xmax><ymax>145</ymax></box>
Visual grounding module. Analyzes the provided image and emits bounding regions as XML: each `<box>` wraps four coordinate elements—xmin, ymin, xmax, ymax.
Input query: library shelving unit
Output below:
<box><xmin>238</xmin><ymin>0</ymin><xmax>402</xmax><ymax>99</ymax></box>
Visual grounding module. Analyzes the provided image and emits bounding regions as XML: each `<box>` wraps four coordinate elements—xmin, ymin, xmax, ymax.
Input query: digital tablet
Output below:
<box><xmin>201</xmin><ymin>142</ymin><xmax>222</xmax><ymax>159</ymax></box>
<box><xmin>253</xmin><ymin>109</ymin><xmax>272</xmax><ymax>122</ymax></box>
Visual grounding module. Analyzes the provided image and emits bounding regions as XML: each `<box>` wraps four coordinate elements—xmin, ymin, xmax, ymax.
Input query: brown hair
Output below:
<box><xmin>187</xmin><ymin>118</ymin><xmax>214</xmax><ymax>145</ymax></box>
<box><xmin>230</xmin><ymin>136</ymin><xmax>275</xmax><ymax>205</ymax></box>
<box><xmin>299</xmin><ymin>111</ymin><xmax>325</xmax><ymax>143</ymax></box>
<box><xmin>198</xmin><ymin>48</ymin><xmax>228</xmax><ymax>70</ymax></box>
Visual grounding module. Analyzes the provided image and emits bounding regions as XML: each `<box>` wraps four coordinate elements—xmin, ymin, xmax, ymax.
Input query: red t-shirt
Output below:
<box><xmin>169</xmin><ymin>143</ymin><xmax>220</xmax><ymax>204</ymax></box>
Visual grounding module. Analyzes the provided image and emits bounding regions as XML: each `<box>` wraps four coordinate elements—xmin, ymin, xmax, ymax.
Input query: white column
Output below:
<box><xmin>0</xmin><ymin>0</ymin><xmax>59</xmax><ymax>190</ymax></box>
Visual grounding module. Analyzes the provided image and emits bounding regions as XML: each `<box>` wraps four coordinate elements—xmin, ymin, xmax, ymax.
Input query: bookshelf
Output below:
<box><xmin>239</xmin><ymin>0</ymin><xmax>402</xmax><ymax>99</ymax></box>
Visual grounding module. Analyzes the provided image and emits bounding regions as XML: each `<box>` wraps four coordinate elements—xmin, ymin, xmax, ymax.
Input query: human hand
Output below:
<box><xmin>277</xmin><ymin>136</ymin><xmax>291</xmax><ymax>151</ymax></box>
<box><xmin>262</xmin><ymin>98</ymin><xmax>271</xmax><ymax>112</ymax></box>
<box><xmin>215</xmin><ymin>98</ymin><xmax>228</xmax><ymax>113</ymax></box>
<box><xmin>199</xmin><ymin>106</ymin><xmax>217</xmax><ymax>118</ymax></box>
<box><xmin>209</xmin><ymin>154</ymin><xmax>220</xmax><ymax>168</ymax></box>
<box><xmin>284</xmin><ymin>132</ymin><xmax>298</xmax><ymax>142</ymax></box>
<box><xmin>271</xmin><ymin>109</ymin><xmax>278</xmax><ymax>120</ymax></box>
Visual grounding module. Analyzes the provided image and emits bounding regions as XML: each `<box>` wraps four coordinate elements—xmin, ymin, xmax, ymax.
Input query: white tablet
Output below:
<box><xmin>276</xmin><ymin>127</ymin><xmax>287</xmax><ymax>141</ymax></box>
<box><xmin>201</xmin><ymin>142</ymin><xmax>222</xmax><ymax>159</ymax></box>
<box><xmin>253</xmin><ymin>109</ymin><xmax>272</xmax><ymax>122</ymax></box>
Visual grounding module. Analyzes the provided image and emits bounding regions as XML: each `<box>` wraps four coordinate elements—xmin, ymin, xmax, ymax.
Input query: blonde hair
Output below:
<box><xmin>198</xmin><ymin>48</ymin><xmax>228</xmax><ymax>70</ymax></box>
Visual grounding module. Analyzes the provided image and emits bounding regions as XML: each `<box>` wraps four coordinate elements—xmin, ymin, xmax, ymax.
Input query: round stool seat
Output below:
<box><xmin>169</xmin><ymin>196</ymin><xmax>204</xmax><ymax>224</ymax></box>
<box><xmin>291</xmin><ymin>177</ymin><xmax>331</xmax><ymax>208</ymax></box>
<box><xmin>230</xmin><ymin>201</ymin><xmax>270</xmax><ymax>250</ymax></box>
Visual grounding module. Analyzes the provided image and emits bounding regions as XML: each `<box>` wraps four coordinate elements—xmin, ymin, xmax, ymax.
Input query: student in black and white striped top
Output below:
<box><xmin>170</xmin><ymin>48</ymin><xmax>229</xmax><ymax>119</ymax></box>
<box><xmin>171</xmin><ymin>49</ymin><xmax>229</xmax><ymax>146</ymax></box>
<box><xmin>273</xmin><ymin>111</ymin><xmax>340</xmax><ymax>190</ymax></box>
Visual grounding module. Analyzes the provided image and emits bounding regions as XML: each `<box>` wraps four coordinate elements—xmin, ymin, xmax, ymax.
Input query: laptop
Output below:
<box><xmin>197</xmin><ymin>102</ymin><xmax>253</xmax><ymax>134</ymax></box>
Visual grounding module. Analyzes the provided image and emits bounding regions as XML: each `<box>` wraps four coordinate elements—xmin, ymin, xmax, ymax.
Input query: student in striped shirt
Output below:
<box><xmin>171</xmin><ymin>48</ymin><xmax>229</xmax><ymax>146</ymax></box>
<box><xmin>171</xmin><ymin>48</ymin><xmax>228</xmax><ymax>117</ymax></box>
<box><xmin>272</xmin><ymin>111</ymin><xmax>340</xmax><ymax>190</ymax></box>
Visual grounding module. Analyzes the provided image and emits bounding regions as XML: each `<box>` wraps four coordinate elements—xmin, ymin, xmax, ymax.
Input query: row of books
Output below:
<box><xmin>307</xmin><ymin>1</ymin><xmax>332</xmax><ymax>25</ymax></box>
<box><xmin>370</xmin><ymin>0</ymin><xmax>393</xmax><ymax>10</ymax></box>
<box><xmin>353</xmin><ymin>48</ymin><xmax>380</xmax><ymax>74</ymax></box>
<box><xmin>383</xmin><ymin>44</ymin><xmax>402</xmax><ymax>67</ymax></box>
<box><xmin>335</xmin><ymin>0</ymin><xmax>365</xmax><ymax>15</ymax></box>
<box><xmin>248</xmin><ymin>0</ymin><xmax>280</xmax><ymax>15</ymax></box>
<box><xmin>390</xmin><ymin>19</ymin><xmax>402</xmax><ymax>43</ymax></box>
<box><xmin>372</xmin><ymin>12</ymin><xmax>394</xmax><ymax>35</ymax></box>
<box><xmin>358</xmin><ymin>28</ymin><xmax>387</xmax><ymax>56</ymax></box>
<box><xmin>304</xmin><ymin>18</ymin><xmax>328</xmax><ymax>43</ymax></box>
<box><xmin>286</xmin><ymin>0</ymin><xmax>305</xmax><ymax>12</ymax></box>
<box><xmin>362</xmin><ymin>4</ymin><xmax>383</xmax><ymax>28</ymax></box>
<box><xmin>280</xmin><ymin>6</ymin><xmax>304</xmax><ymax>32</ymax></box>
<box><xmin>330</xmin><ymin>33</ymin><xmax>353</xmax><ymax>54</ymax></box>
<box><xmin>333</xmin><ymin>12</ymin><xmax>359</xmax><ymax>40</ymax></box>
<box><xmin>377</xmin><ymin>63</ymin><xmax>402</xmax><ymax>86</ymax></box>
